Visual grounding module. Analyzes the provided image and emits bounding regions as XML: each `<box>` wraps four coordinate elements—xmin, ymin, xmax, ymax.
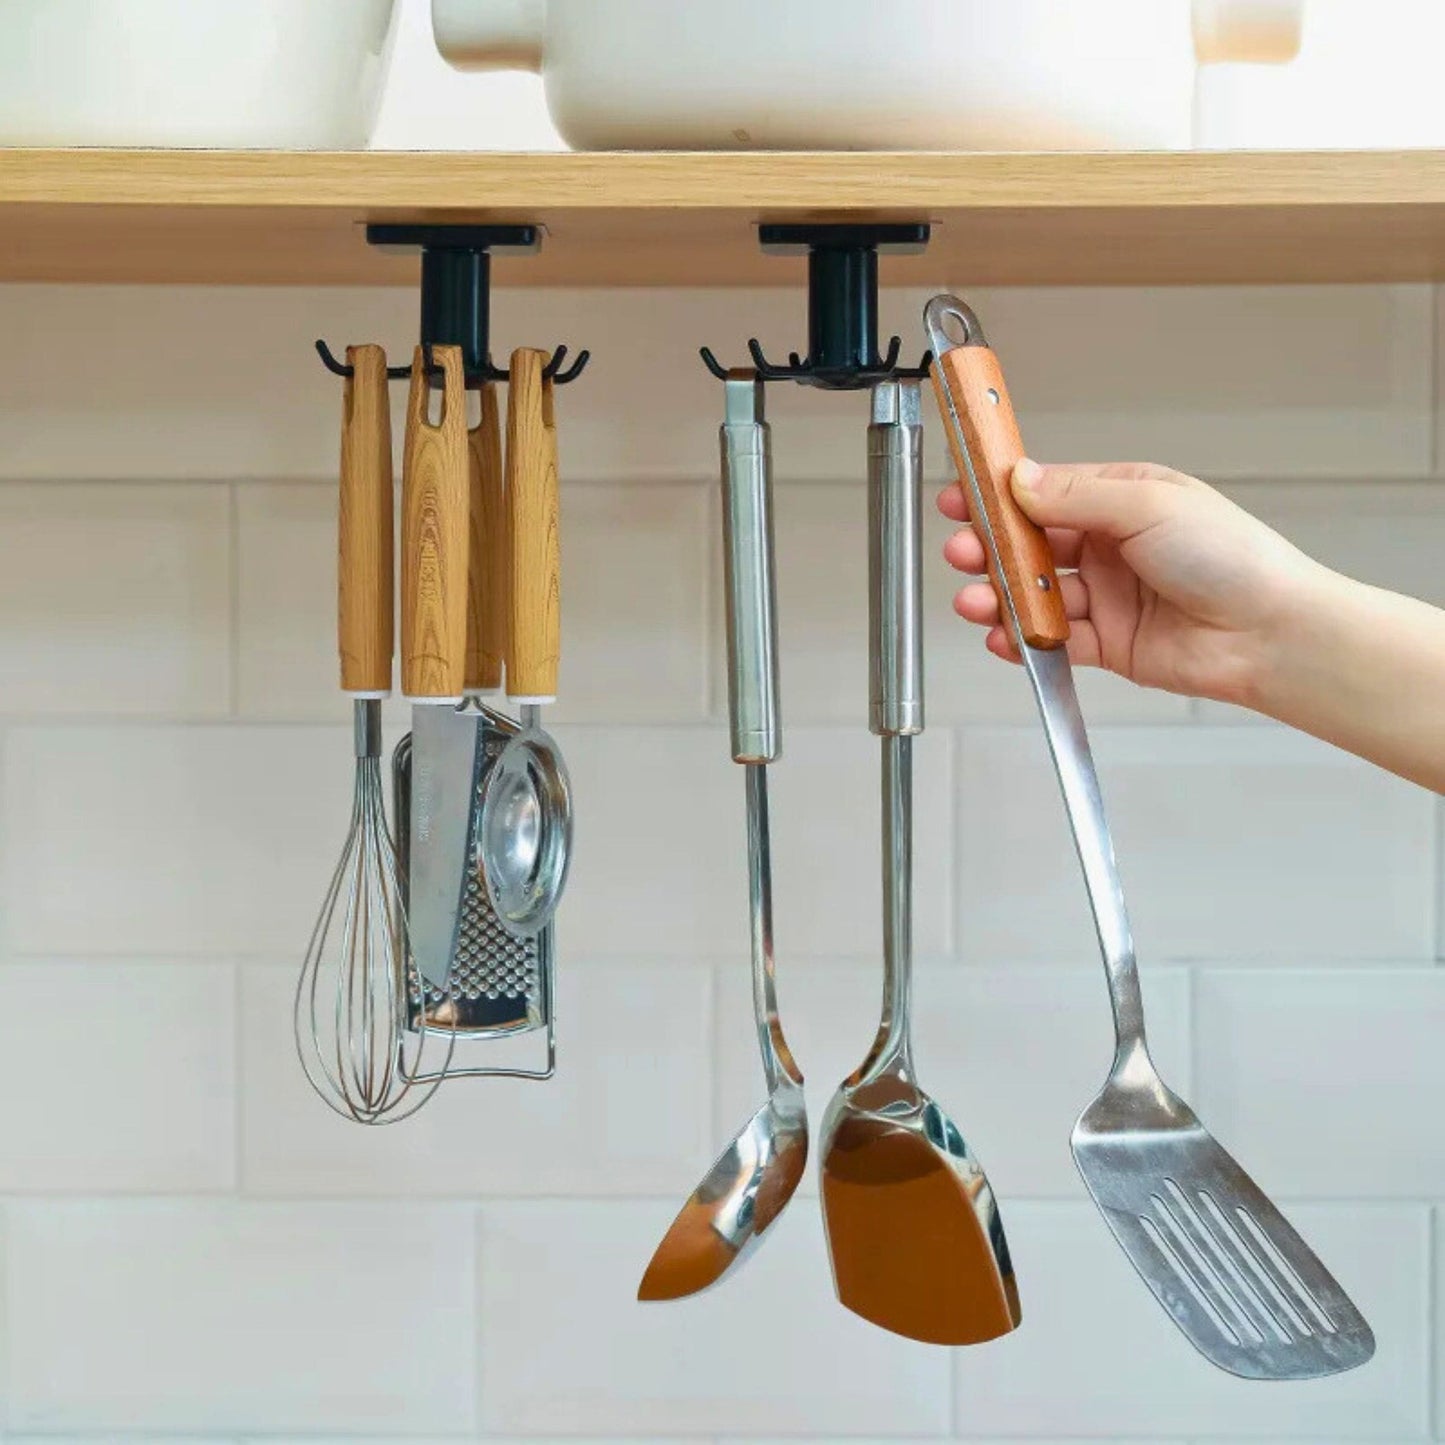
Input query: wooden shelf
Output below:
<box><xmin>1</xmin><ymin>148</ymin><xmax>1443</xmax><ymax>286</ymax></box>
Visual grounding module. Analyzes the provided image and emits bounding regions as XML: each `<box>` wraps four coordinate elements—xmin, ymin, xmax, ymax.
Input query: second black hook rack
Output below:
<box><xmin>316</xmin><ymin>223</ymin><xmax>590</xmax><ymax>387</ymax></box>
<box><xmin>702</xmin><ymin>223</ymin><xmax>932</xmax><ymax>391</ymax></box>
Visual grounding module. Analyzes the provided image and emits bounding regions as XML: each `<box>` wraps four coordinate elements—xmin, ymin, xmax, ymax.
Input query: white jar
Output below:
<box><xmin>0</xmin><ymin>0</ymin><xmax>398</xmax><ymax>148</ymax></box>
<box><xmin>432</xmin><ymin>0</ymin><xmax>1300</xmax><ymax>152</ymax></box>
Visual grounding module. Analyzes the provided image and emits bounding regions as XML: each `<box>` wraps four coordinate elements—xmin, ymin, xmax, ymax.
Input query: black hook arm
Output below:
<box><xmin>316</xmin><ymin>338</ymin><xmax>590</xmax><ymax>386</ymax></box>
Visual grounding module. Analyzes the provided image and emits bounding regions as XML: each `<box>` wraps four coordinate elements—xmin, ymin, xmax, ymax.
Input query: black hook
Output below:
<box><xmin>316</xmin><ymin>222</ymin><xmax>590</xmax><ymax>388</ymax></box>
<box><xmin>702</xmin><ymin>222</ymin><xmax>932</xmax><ymax>391</ymax></box>
<box><xmin>315</xmin><ymin>338</ymin><xmax>589</xmax><ymax>387</ymax></box>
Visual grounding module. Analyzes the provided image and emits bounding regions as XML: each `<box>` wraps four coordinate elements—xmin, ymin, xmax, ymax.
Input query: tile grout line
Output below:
<box><xmin>1435</xmin><ymin>793</ymin><xmax>1444</xmax><ymax>964</ymax></box>
<box><xmin>226</xmin><ymin>478</ymin><xmax>242</xmax><ymax>720</ymax></box>
<box><xmin>1432</xmin><ymin>280</ymin><xmax>1441</xmax><ymax>477</ymax></box>
<box><xmin>1428</xmin><ymin>1200</ymin><xmax>1439</xmax><ymax>1441</ymax></box>
<box><xmin>232</xmin><ymin>958</ymin><xmax>246</xmax><ymax>1198</ymax></box>
<box><xmin>473</xmin><ymin>1198</ymin><xmax>487</xmax><ymax>1437</ymax></box>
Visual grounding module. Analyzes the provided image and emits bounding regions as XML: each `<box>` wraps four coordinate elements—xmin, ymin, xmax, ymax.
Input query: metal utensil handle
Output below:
<box><xmin>925</xmin><ymin>302</ymin><xmax>1068</xmax><ymax>651</ymax></box>
<box><xmin>925</xmin><ymin>295</ymin><xmax>1147</xmax><ymax>1058</ymax></box>
<box><xmin>338</xmin><ymin>343</ymin><xmax>394</xmax><ymax>698</ymax></box>
<box><xmin>402</xmin><ymin>344</ymin><xmax>470</xmax><ymax>702</ymax></box>
<box><xmin>720</xmin><ymin>372</ymin><xmax>780</xmax><ymax>763</ymax></box>
<box><xmin>867</xmin><ymin>380</ymin><xmax>924</xmax><ymax>738</ymax></box>
<box><xmin>506</xmin><ymin>347</ymin><xmax>561</xmax><ymax>706</ymax></box>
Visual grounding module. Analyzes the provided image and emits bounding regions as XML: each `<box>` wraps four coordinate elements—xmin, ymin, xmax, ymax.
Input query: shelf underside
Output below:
<box><xmin>0</xmin><ymin>148</ymin><xmax>1442</xmax><ymax>286</ymax></box>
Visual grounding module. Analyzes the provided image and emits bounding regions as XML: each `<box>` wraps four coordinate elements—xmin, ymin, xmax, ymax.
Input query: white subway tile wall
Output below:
<box><xmin>0</xmin><ymin>278</ymin><xmax>1437</xmax><ymax>1444</ymax></box>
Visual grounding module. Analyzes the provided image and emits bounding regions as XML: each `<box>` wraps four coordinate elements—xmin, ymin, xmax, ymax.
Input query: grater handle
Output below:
<box><xmin>402</xmin><ymin>344</ymin><xmax>470</xmax><ymax>701</ymax></box>
<box><xmin>506</xmin><ymin>348</ymin><xmax>561</xmax><ymax>705</ymax></box>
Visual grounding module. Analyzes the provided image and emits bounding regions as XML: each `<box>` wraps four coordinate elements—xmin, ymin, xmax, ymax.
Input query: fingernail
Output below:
<box><xmin>1014</xmin><ymin>457</ymin><xmax>1043</xmax><ymax>491</ymax></box>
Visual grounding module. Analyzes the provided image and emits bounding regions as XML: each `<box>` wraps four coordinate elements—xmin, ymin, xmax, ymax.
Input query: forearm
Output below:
<box><xmin>1248</xmin><ymin>569</ymin><xmax>1445</xmax><ymax>793</ymax></box>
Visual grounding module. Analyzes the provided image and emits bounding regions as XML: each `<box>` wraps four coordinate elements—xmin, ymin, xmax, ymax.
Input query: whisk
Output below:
<box><xmin>295</xmin><ymin>343</ymin><xmax>453</xmax><ymax>1123</ymax></box>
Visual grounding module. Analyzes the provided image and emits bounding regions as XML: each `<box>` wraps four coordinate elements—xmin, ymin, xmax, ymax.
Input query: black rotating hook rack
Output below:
<box><xmin>701</xmin><ymin>223</ymin><xmax>932</xmax><ymax>390</ymax></box>
<box><xmin>315</xmin><ymin>223</ymin><xmax>590</xmax><ymax>387</ymax></box>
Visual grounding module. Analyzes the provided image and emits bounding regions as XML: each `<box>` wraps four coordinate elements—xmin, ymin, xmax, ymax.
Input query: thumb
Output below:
<box><xmin>1011</xmin><ymin>458</ymin><xmax>1175</xmax><ymax>542</ymax></box>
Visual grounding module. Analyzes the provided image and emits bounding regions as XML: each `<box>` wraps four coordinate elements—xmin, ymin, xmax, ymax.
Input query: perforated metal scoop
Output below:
<box><xmin>927</xmin><ymin>293</ymin><xmax>1373</xmax><ymax>1379</ymax></box>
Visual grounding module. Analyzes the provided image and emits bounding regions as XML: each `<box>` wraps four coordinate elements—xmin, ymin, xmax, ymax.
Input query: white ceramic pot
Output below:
<box><xmin>432</xmin><ymin>0</ymin><xmax>1301</xmax><ymax>151</ymax></box>
<box><xmin>0</xmin><ymin>0</ymin><xmax>399</xmax><ymax>148</ymax></box>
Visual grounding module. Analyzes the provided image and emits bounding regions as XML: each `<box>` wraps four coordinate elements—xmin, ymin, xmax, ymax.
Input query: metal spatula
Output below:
<box><xmin>925</xmin><ymin>294</ymin><xmax>1374</xmax><ymax>1381</ymax></box>
<box><xmin>818</xmin><ymin>378</ymin><xmax>1020</xmax><ymax>1347</ymax></box>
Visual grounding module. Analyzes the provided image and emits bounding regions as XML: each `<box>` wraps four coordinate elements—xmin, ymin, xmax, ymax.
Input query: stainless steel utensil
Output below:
<box><xmin>925</xmin><ymin>292</ymin><xmax>1374</xmax><ymax>1379</ymax></box>
<box><xmin>479</xmin><ymin>348</ymin><xmax>573</xmax><ymax>939</ymax></box>
<box><xmin>295</xmin><ymin>343</ymin><xmax>450</xmax><ymax>1124</ymax></box>
<box><xmin>639</xmin><ymin>371</ymin><xmax>806</xmax><ymax>1301</ymax></box>
<box><xmin>818</xmin><ymin>378</ymin><xmax>1021</xmax><ymax>1347</ymax></box>
<box><xmin>393</xmin><ymin>720</ymin><xmax>557</xmax><ymax>1082</ymax></box>
<box><xmin>402</xmin><ymin>344</ymin><xmax>476</xmax><ymax>994</ymax></box>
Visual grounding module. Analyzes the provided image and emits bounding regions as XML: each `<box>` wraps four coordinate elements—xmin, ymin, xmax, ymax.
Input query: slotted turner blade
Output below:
<box><xmin>1075</xmin><ymin>1073</ymin><xmax>1373</xmax><ymax>1378</ymax></box>
<box><xmin>926</xmin><ymin>293</ymin><xmax>1374</xmax><ymax>1379</ymax></box>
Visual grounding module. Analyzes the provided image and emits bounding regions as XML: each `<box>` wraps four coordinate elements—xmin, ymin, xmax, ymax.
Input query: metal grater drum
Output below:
<box><xmin>393</xmin><ymin>727</ymin><xmax>553</xmax><ymax>1046</ymax></box>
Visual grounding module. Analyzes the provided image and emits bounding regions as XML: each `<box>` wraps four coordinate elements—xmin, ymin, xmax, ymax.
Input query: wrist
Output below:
<box><xmin>1237</xmin><ymin>560</ymin><xmax>1359</xmax><ymax>721</ymax></box>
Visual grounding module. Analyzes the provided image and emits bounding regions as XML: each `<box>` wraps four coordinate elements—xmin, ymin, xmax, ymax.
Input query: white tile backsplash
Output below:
<box><xmin>0</xmin><ymin>960</ymin><xmax>235</xmax><ymax>1192</ymax></box>
<box><xmin>4</xmin><ymin>1199</ymin><xmax>478</xmax><ymax>1433</ymax></box>
<box><xmin>0</xmin><ymin>276</ymin><xmax>1439</xmax><ymax>1444</ymax></box>
<box><xmin>0</xmin><ymin>481</ymin><xmax>230</xmax><ymax>717</ymax></box>
<box><xmin>1</xmin><ymin>724</ymin><xmax>353</xmax><ymax>956</ymax></box>
<box><xmin>955</xmin><ymin>723</ymin><xmax>1434</xmax><ymax>964</ymax></box>
<box><xmin>1195</xmin><ymin>968</ymin><xmax>1445</xmax><ymax>1199</ymax></box>
<box><xmin>477</xmin><ymin>1200</ymin><xmax>951</xmax><ymax>1436</ymax></box>
<box><xmin>966</xmin><ymin>284</ymin><xmax>1435</xmax><ymax>479</ymax></box>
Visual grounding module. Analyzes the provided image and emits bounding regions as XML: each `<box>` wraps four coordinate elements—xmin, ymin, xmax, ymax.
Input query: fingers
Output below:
<box><xmin>955</xmin><ymin>572</ymin><xmax>1091</xmax><ymax>626</ymax></box>
<box><xmin>935</xmin><ymin>462</ymin><xmax>1178</xmax><ymax>522</ymax></box>
<box><xmin>985</xmin><ymin>618</ymin><xmax>1103</xmax><ymax>669</ymax></box>
<box><xmin>944</xmin><ymin>523</ymin><xmax>1082</xmax><ymax>575</ymax></box>
<box><xmin>1011</xmin><ymin>457</ymin><xmax>1193</xmax><ymax>542</ymax></box>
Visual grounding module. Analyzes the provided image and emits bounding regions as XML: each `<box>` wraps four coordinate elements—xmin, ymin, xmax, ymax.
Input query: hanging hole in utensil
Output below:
<box><xmin>937</xmin><ymin>307</ymin><xmax>972</xmax><ymax>347</ymax></box>
<box><xmin>427</xmin><ymin>384</ymin><xmax>447</xmax><ymax>427</ymax></box>
<box><xmin>1037</xmin><ymin>575</ymin><xmax>1052</xmax><ymax>591</ymax></box>
<box><xmin>466</xmin><ymin>387</ymin><xmax>483</xmax><ymax>427</ymax></box>
<box><xmin>986</xmin><ymin>388</ymin><xmax>1000</xmax><ymax>404</ymax></box>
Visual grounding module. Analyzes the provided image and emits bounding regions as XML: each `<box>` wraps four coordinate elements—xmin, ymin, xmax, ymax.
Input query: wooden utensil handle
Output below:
<box><xmin>402</xmin><ymin>344</ymin><xmax>469</xmax><ymax>701</ymax></box>
<box><xmin>506</xmin><ymin>348</ymin><xmax>561</xmax><ymax>703</ymax></box>
<box><xmin>930</xmin><ymin>345</ymin><xmax>1070</xmax><ymax>650</ymax></box>
<box><xmin>338</xmin><ymin>344</ymin><xmax>394</xmax><ymax>695</ymax></box>
<box><xmin>466</xmin><ymin>381</ymin><xmax>506</xmax><ymax>693</ymax></box>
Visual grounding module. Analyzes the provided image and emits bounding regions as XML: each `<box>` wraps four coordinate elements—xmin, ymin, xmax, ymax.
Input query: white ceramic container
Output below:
<box><xmin>0</xmin><ymin>0</ymin><xmax>398</xmax><ymax>148</ymax></box>
<box><xmin>432</xmin><ymin>0</ymin><xmax>1301</xmax><ymax>151</ymax></box>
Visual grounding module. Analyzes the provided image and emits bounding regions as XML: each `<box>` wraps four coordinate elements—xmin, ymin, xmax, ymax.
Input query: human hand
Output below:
<box><xmin>940</xmin><ymin>459</ymin><xmax>1331</xmax><ymax>707</ymax></box>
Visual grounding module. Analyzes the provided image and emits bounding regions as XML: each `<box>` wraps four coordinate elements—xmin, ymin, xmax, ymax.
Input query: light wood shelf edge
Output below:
<box><xmin>0</xmin><ymin>148</ymin><xmax>1441</xmax><ymax>286</ymax></box>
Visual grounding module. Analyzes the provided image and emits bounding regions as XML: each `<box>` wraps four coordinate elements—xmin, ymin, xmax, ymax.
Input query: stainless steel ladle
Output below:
<box><xmin>639</xmin><ymin>371</ymin><xmax>807</xmax><ymax>1300</ymax></box>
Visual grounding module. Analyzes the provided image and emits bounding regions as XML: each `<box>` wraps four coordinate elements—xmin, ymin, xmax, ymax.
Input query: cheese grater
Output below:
<box><xmin>393</xmin><ymin>718</ymin><xmax>555</xmax><ymax>1081</ymax></box>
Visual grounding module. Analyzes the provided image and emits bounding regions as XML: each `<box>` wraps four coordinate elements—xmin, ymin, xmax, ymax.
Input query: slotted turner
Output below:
<box><xmin>925</xmin><ymin>294</ymin><xmax>1374</xmax><ymax>1381</ymax></box>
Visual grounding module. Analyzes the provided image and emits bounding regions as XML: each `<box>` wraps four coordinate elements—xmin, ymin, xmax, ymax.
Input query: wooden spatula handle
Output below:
<box><xmin>465</xmin><ymin>380</ymin><xmax>506</xmax><ymax>694</ymax></box>
<box><xmin>402</xmin><ymin>345</ymin><xmax>469</xmax><ymax>701</ymax></box>
<box><xmin>930</xmin><ymin>345</ymin><xmax>1070</xmax><ymax>650</ymax></box>
<box><xmin>506</xmin><ymin>348</ymin><xmax>561</xmax><ymax>704</ymax></box>
<box><xmin>338</xmin><ymin>344</ymin><xmax>394</xmax><ymax>696</ymax></box>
